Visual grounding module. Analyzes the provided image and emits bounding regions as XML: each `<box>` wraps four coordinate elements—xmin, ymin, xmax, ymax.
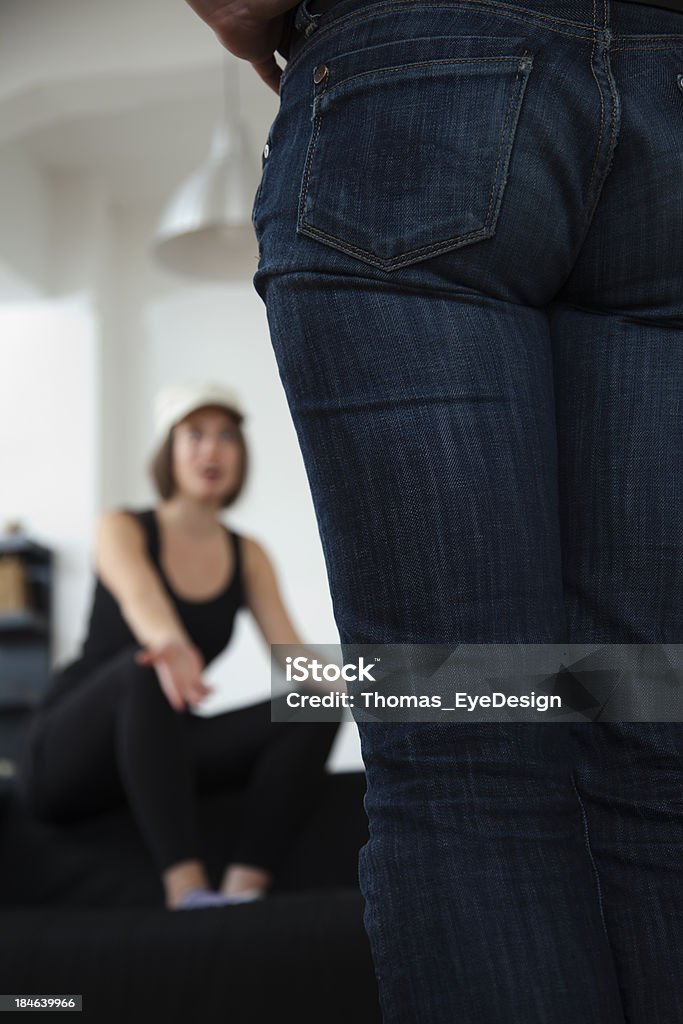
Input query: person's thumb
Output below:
<box><xmin>252</xmin><ymin>55</ymin><xmax>282</xmax><ymax>95</ymax></box>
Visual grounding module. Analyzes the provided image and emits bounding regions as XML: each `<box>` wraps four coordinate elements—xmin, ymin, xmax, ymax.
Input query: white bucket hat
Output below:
<box><xmin>153</xmin><ymin>380</ymin><xmax>245</xmax><ymax>444</ymax></box>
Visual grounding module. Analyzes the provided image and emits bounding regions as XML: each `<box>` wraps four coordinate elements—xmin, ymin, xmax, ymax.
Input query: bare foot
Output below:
<box><xmin>219</xmin><ymin>862</ymin><xmax>273</xmax><ymax>897</ymax></box>
<box><xmin>163</xmin><ymin>858</ymin><xmax>212</xmax><ymax>909</ymax></box>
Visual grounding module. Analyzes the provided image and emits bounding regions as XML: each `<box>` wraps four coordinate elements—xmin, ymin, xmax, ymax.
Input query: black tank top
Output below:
<box><xmin>37</xmin><ymin>507</ymin><xmax>246</xmax><ymax>713</ymax></box>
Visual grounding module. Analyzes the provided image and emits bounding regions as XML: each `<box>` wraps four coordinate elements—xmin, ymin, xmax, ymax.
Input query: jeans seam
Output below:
<box><xmin>321</xmin><ymin>53</ymin><xmax>529</xmax><ymax>91</ymax></box>
<box><xmin>298</xmin><ymin>223</ymin><xmax>494</xmax><ymax>270</ymax></box>
<box><xmin>571</xmin><ymin>770</ymin><xmax>612</xmax><ymax>944</ymax></box>
<box><xmin>284</xmin><ymin>0</ymin><xmax>683</xmax><ymax>88</ymax></box>
<box><xmin>581</xmin><ymin>27</ymin><xmax>621</xmax><ymax>241</ymax></box>
<box><xmin>611</xmin><ymin>42</ymin><xmax>683</xmax><ymax>50</ymax></box>
<box><xmin>585</xmin><ymin>0</ymin><xmax>605</xmax><ymax>210</ymax></box>
<box><xmin>281</xmin><ymin>1</ymin><xmax>601</xmax><ymax>91</ymax></box>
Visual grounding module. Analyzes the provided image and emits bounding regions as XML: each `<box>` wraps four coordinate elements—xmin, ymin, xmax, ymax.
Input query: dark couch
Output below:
<box><xmin>0</xmin><ymin>768</ymin><xmax>381</xmax><ymax>1024</ymax></box>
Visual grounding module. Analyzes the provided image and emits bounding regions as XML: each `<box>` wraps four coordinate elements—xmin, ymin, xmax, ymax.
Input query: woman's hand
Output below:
<box><xmin>183</xmin><ymin>1</ymin><xmax>300</xmax><ymax>93</ymax></box>
<box><xmin>136</xmin><ymin>640</ymin><xmax>213</xmax><ymax>713</ymax></box>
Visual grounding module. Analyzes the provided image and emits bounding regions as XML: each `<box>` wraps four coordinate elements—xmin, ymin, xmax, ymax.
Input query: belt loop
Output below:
<box><xmin>294</xmin><ymin>0</ymin><xmax>323</xmax><ymax>38</ymax></box>
<box><xmin>596</xmin><ymin>0</ymin><xmax>609</xmax><ymax>31</ymax></box>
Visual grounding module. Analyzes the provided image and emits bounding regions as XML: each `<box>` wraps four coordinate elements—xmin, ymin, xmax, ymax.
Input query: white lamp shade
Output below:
<box><xmin>152</xmin><ymin>120</ymin><xmax>258</xmax><ymax>281</ymax></box>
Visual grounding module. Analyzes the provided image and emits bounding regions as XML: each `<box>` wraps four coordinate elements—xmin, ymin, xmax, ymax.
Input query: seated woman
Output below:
<box><xmin>18</xmin><ymin>381</ymin><xmax>342</xmax><ymax>910</ymax></box>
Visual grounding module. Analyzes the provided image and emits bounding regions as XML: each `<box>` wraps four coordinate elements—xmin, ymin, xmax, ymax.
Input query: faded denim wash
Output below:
<box><xmin>252</xmin><ymin>0</ymin><xmax>683</xmax><ymax>1020</ymax></box>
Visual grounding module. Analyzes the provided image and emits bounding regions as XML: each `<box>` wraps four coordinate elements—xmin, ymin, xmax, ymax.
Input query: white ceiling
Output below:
<box><xmin>20</xmin><ymin>81</ymin><xmax>271</xmax><ymax>209</ymax></box>
<box><xmin>0</xmin><ymin>0</ymin><xmax>280</xmax><ymax>210</ymax></box>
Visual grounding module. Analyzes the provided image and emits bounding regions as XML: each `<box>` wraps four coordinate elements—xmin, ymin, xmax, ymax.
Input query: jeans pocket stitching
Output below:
<box><xmin>296</xmin><ymin>50</ymin><xmax>535</xmax><ymax>271</ymax></box>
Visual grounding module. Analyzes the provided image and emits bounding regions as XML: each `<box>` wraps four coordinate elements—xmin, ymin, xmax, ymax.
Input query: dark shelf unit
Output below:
<box><xmin>0</xmin><ymin>535</ymin><xmax>53</xmax><ymax>777</ymax></box>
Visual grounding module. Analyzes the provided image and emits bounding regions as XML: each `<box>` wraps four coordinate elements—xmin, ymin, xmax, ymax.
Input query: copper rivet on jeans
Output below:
<box><xmin>313</xmin><ymin>64</ymin><xmax>329</xmax><ymax>84</ymax></box>
<box><xmin>678</xmin><ymin>73</ymin><xmax>683</xmax><ymax>91</ymax></box>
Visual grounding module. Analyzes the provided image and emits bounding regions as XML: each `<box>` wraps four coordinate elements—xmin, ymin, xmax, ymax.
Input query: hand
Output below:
<box><xmin>136</xmin><ymin>640</ymin><xmax>213</xmax><ymax>712</ymax></box>
<box><xmin>184</xmin><ymin>1</ymin><xmax>300</xmax><ymax>93</ymax></box>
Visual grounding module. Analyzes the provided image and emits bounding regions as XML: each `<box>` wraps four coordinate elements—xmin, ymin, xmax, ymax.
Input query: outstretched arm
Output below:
<box><xmin>95</xmin><ymin>509</ymin><xmax>212</xmax><ymax>711</ymax></box>
<box><xmin>183</xmin><ymin>0</ymin><xmax>300</xmax><ymax>93</ymax></box>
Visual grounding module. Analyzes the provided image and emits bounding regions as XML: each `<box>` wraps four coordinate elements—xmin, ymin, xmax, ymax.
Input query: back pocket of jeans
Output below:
<box><xmin>297</xmin><ymin>35</ymin><xmax>534</xmax><ymax>271</ymax></box>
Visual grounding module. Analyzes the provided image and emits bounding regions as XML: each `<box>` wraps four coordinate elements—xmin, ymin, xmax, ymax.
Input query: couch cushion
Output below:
<box><xmin>0</xmin><ymin>770</ymin><xmax>368</xmax><ymax>908</ymax></box>
<box><xmin>0</xmin><ymin>889</ymin><xmax>382</xmax><ymax>1024</ymax></box>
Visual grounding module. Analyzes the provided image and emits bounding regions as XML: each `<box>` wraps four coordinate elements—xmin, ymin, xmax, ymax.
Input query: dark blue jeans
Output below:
<box><xmin>252</xmin><ymin>0</ymin><xmax>683</xmax><ymax>1019</ymax></box>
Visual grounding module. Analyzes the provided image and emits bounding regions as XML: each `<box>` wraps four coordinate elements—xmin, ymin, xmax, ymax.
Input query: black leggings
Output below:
<box><xmin>18</xmin><ymin>646</ymin><xmax>341</xmax><ymax>875</ymax></box>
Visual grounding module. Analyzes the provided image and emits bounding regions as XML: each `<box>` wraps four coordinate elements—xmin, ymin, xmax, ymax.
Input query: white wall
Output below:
<box><xmin>0</xmin><ymin>298</ymin><xmax>98</xmax><ymax>666</ymax></box>
<box><xmin>0</xmin><ymin>0</ymin><xmax>220</xmax><ymax>104</ymax></box>
<box><xmin>0</xmin><ymin>143</ymin><xmax>50</xmax><ymax>297</ymax></box>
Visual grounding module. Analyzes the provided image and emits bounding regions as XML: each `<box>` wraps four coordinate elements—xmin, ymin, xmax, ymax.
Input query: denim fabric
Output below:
<box><xmin>252</xmin><ymin>0</ymin><xmax>683</xmax><ymax>1019</ymax></box>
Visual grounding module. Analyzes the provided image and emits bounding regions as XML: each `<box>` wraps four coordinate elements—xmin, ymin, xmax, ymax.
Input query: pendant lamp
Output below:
<box><xmin>151</xmin><ymin>57</ymin><xmax>257</xmax><ymax>280</ymax></box>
